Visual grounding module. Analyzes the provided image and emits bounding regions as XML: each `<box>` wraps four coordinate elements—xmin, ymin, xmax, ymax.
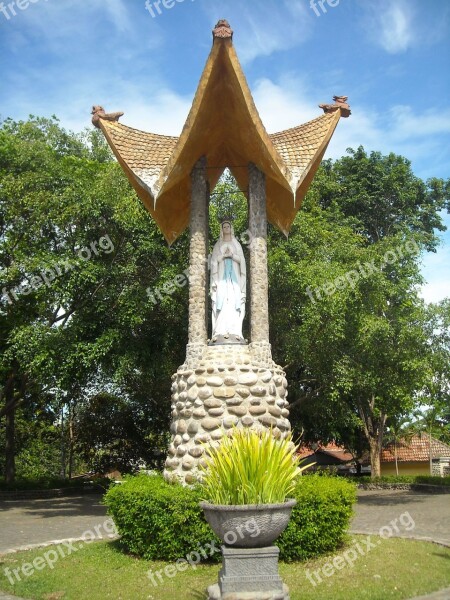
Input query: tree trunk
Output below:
<box><xmin>5</xmin><ymin>408</ymin><xmax>15</xmax><ymax>484</ymax></box>
<box><xmin>429</xmin><ymin>426</ymin><xmax>433</xmax><ymax>475</ymax></box>
<box><xmin>358</xmin><ymin>399</ymin><xmax>386</xmax><ymax>479</ymax></box>
<box><xmin>369</xmin><ymin>437</ymin><xmax>381</xmax><ymax>477</ymax></box>
<box><xmin>60</xmin><ymin>406</ymin><xmax>66</xmax><ymax>480</ymax></box>
<box><xmin>68</xmin><ymin>407</ymin><xmax>74</xmax><ymax>480</ymax></box>
<box><xmin>394</xmin><ymin>440</ymin><xmax>399</xmax><ymax>476</ymax></box>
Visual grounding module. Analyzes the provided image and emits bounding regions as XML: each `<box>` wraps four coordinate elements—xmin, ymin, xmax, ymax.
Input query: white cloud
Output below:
<box><xmin>419</xmin><ymin>214</ymin><xmax>450</xmax><ymax>304</ymax></box>
<box><xmin>200</xmin><ymin>0</ymin><xmax>314</xmax><ymax>63</ymax></box>
<box><xmin>327</xmin><ymin>104</ymin><xmax>450</xmax><ymax>179</ymax></box>
<box><xmin>107</xmin><ymin>89</ymin><xmax>192</xmax><ymax>136</ymax></box>
<box><xmin>252</xmin><ymin>78</ymin><xmax>319</xmax><ymax>132</ymax></box>
<box><xmin>362</xmin><ymin>0</ymin><xmax>415</xmax><ymax>54</ymax></box>
<box><xmin>9</xmin><ymin>0</ymin><xmax>137</xmax><ymax>47</ymax></box>
<box><xmin>248</xmin><ymin>76</ymin><xmax>450</xmax><ymax>177</ymax></box>
<box><xmin>103</xmin><ymin>0</ymin><xmax>133</xmax><ymax>34</ymax></box>
<box><xmin>420</xmin><ymin>279</ymin><xmax>450</xmax><ymax>305</ymax></box>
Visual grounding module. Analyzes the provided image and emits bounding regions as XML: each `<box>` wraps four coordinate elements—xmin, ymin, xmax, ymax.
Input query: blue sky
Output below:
<box><xmin>0</xmin><ymin>0</ymin><xmax>449</xmax><ymax>302</ymax></box>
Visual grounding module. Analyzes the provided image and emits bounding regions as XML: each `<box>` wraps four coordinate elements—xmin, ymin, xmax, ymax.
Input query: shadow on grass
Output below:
<box><xmin>433</xmin><ymin>552</ymin><xmax>450</xmax><ymax>560</ymax></box>
<box><xmin>190</xmin><ymin>590</ymin><xmax>209</xmax><ymax>599</ymax></box>
<box><xmin>104</xmin><ymin>538</ymin><xmax>222</xmax><ymax>567</ymax></box>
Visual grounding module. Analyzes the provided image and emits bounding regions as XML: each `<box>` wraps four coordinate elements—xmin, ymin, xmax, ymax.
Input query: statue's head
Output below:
<box><xmin>222</xmin><ymin>221</ymin><xmax>232</xmax><ymax>235</ymax></box>
<box><xmin>219</xmin><ymin>217</ymin><xmax>234</xmax><ymax>240</ymax></box>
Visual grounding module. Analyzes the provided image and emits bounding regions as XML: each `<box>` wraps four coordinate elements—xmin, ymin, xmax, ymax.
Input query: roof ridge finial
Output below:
<box><xmin>319</xmin><ymin>95</ymin><xmax>351</xmax><ymax>118</ymax></box>
<box><xmin>91</xmin><ymin>105</ymin><xmax>124</xmax><ymax>128</ymax></box>
<box><xmin>212</xmin><ymin>19</ymin><xmax>233</xmax><ymax>42</ymax></box>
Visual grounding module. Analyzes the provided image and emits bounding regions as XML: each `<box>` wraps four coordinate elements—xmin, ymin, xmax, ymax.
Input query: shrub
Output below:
<box><xmin>276</xmin><ymin>474</ymin><xmax>356</xmax><ymax>561</ymax></box>
<box><xmin>103</xmin><ymin>474</ymin><xmax>221</xmax><ymax>562</ymax></box>
<box><xmin>0</xmin><ymin>477</ymin><xmax>84</xmax><ymax>491</ymax></box>
<box><xmin>356</xmin><ymin>475</ymin><xmax>450</xmax><ymax>486</ymax></box>
<box><xmin>104</xmin><ymin>473</ymin><xmax>356</xmax><ymax>562</ymax></box>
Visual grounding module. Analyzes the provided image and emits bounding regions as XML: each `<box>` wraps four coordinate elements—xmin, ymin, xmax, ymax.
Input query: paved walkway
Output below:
<box><xmin>352</xmin><ymin>489</ymin><xmax>450</xmax><ymax>546</ymax></box>
<box><xmin>0</xmin><ymin>490</ymin><xmax>449</xmax><ymax>599</ymax></box>
<box><xmin>0</xmin><ymin>494</ymin><xmax>108</xmax><ymax>553</ymax></box>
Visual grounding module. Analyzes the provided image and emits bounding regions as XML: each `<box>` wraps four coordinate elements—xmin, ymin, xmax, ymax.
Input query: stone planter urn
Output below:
<box><xmin>200</xmin><ymin>500</ymin><xmax>296</xmax><ymax>548</ymax></box>
<box><xmin>201</xmin><ymin>500</ymin><xmax>296</xmax><ymax>600</ymax></box>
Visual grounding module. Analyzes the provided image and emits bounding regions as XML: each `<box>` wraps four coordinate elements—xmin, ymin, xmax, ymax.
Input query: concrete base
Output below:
<box><xmin>207</xmin><ymin>546</ymin><xmax>290</xmax><ymax>599</ymax></box>
<box><xmin>208</xmin><ymin>583</ymin><xmax>290</xmax><ymax>600</ymax></box>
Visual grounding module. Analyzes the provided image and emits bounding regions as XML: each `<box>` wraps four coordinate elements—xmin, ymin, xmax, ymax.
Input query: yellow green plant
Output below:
<box><xmin>200</xmin><ymin>428</ymin><xmax>309</xmax><ymax>505</ymax></box>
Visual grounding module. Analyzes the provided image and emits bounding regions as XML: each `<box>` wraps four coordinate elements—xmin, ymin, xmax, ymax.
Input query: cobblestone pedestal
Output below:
<box><xmin>163</xmin><ymin>343</ymin><xmax>290</xmax><ymax>485</ymax></box>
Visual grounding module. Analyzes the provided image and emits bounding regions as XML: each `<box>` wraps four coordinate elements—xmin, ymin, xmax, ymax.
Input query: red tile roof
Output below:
<box><xmin>297</xmin><ymin>442</ymin><xmax>354</xmax><ymax>463</ymax></box>
<box><xmin>381</xmin><ymin>434</ymin><xmax>450</xmax><ymax>463</ymax></box>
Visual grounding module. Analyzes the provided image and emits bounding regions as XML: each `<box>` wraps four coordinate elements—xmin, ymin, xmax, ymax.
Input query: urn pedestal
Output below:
<box><xmin>207</xmin><ymin>546</ymin><xmax>290</xmax><ymax>600</ymax></box>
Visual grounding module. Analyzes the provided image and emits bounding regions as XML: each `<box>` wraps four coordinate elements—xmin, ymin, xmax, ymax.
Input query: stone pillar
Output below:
<box><xmin>187</xmin><ymin>156</ymin><xmax>209</xmax><ymax>360</ymax></box>
<box><xmin>248</xmin><ymin>163</ymin><xmax>270</xmax><ymax>353</ymax></box>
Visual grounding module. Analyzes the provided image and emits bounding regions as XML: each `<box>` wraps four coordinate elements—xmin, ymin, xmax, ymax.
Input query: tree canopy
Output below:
<box><xmin>1</xmin><ymin>118</ymin><xmax>449</xmax><ymax>480</ymax></box>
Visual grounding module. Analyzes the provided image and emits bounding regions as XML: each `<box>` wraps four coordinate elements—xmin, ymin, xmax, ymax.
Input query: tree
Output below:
<box><xmin>74</xmin><ymin>392</ymin><xmax>167</xmax><ymax>474</ymax></box>
<box><xmin>269</xmin><ymin>148</ymin><xmax>449</xmax><ymax>476</ymax></box>
<box><xmin>2</xmin><ymin>119</ymin><xmax>448</xmax><ymax>482</ymax></box>
<box><xmin>0</xmin><ymin>116</ymin><xmax>189</xmax><ymax>481</ymax></box>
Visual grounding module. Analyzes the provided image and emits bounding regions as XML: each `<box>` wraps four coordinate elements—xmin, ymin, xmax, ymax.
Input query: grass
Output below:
<box><xmin>0</xmin><ymin>536</ymin><xmax>449</xmax><ymax>600</ymax></box>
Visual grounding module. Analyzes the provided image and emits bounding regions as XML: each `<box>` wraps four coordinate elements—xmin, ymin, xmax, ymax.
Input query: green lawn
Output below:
<box><xmin>0</xmin><ymin>536</ymin><xmax>449</xmax><ymax>600</ymax></box>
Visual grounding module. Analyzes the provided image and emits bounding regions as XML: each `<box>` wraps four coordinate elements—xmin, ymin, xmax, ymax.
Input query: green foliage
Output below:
<box><xmin>104</xmin><ymin>473</ymin><xmax>355</xmax><ymax>562</ymax></box>
<box><xmin>103</xmin><ymin>474</ymin><xmax>220</xmax><ymax>562</ymax></box>
<box><xmin>0</xmin><ymin>116</ymin><xmax>190</xmax><ymax>481</ymax></box>
<box><xmin>277</xmin><ymin>474</ymin><xmax>356</xmax><ymax>561</ymax></box>
<box><xmin>0</xmin><ymin>477</ymin><xmax>83</xmax><ymax>491</ymax></box>
<box><xmin>75</xmin><ymin>392</ymin><xmax>167</xmax><ymax>474</ymax></box>
<box><xmin>357</xmin><ymin>475</ymin><xmax>450</xmax><ymax>486</ymax></box>
<box><xmin>1</xmin><ymin>118</ymin><xmax>449</xmax><ymax>485</ymax></box>
<box><xmin>268</xmin><ymin>148</ymin><xmax>450</xmax><ymax>476</ymax></box>
<box><xmin>200</xmin><ymin>428</ymin><xmax>305</xmax><ymax>505</ymax></box>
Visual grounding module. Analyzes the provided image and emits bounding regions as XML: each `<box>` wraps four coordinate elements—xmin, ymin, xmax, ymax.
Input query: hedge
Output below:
<box><xmin>277</xmin><ymin>474</ymin><xmax>356</xmax><ymax>561</ymax></box>
<box><xmin>104</xmin><ymin>474</ymin><xmax>220</xmax><ymax>562</ymax></box>
<box><xmin>104</xmin><ymin>473</ymin><xmax>356</xmax><ymax>562</ymax></box>
<box><xmin>356</xmin><ymin>475</ymin><xmax>450</xmax><ymax>487</ymax></box>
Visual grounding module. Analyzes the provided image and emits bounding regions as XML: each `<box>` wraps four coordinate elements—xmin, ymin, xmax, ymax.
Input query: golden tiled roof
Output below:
<box><xmin>101</xmin><ymin>121</ymin><xmax>178</xmax><ymax>197</ymax></box>
<box><xmin>270</xmin><ymin>112</ymin><xmax>339</xmax><ymax>174</ymax></box>
<box><xmin>95</xmin><ymin>23</ymin><xmax>349</xmax><ymax>244</ymax></box>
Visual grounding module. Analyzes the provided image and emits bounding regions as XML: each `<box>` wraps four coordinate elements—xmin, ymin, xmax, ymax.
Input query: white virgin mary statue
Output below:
<box><xmin>210</xmin><ymin>220</ymin><xmax>246</xmax><ymax>342</ymax></box>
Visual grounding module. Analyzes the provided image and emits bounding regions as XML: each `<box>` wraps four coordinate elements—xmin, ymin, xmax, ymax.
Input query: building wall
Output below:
<box><xmin>381</xmin><ymin>462</ymin><xmax>430</xmax><ymax>476</ymax></box>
